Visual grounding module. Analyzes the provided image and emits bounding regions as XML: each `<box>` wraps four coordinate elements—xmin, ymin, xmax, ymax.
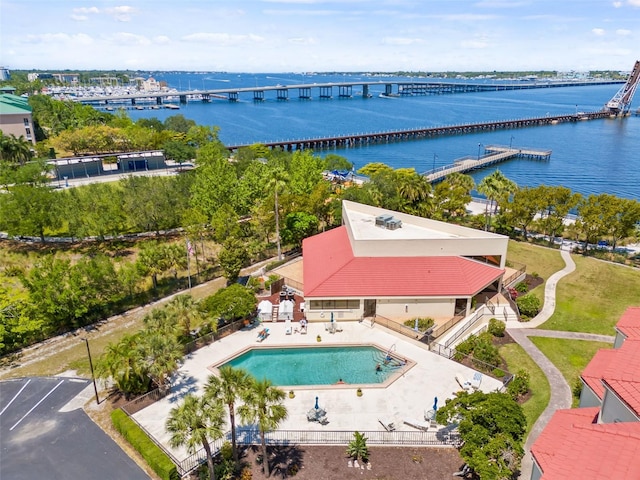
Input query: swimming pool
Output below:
<box><xmin>219</xmin><ymin>345</ymin><xmax>403</xmax><ymax>386</ymax></box>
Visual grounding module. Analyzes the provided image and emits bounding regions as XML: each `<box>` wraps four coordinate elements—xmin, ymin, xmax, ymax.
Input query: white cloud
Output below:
<box><xmin>592</xmin><ymin>28</ymin><xmax>606</xmax><ymax>36</ymax></box>
<box><xmin>613</xmin><ymin>1</ymin><xmax>623</xmax><ymax>6</ymax></box>
<box><xmin>461</xmin><ymin>39</ymin><xmax>489</xmax><ymax>49</ymax></box>
<box><xmin>108</xmin><ymin>32</ymin><xmax>151</xmax><ymax>46</ymax></box>
<box><xmin>627</xmin><ymin>0</ymin><xmax>640</xmax><ymax>6</ymax></box>
<box><xmin>616</xmin><ymin>28</ymin><xmax>632</xmax><ymax>35</ymax></box>
<box><xmin>22</xmin><ymin>33</ymin><xmax>94</xmax><ymax>45</ymax></box>
<box><xmin>73</xmin><ymin>7</ymin><xmax>100</xmax><ymax>14</ymax></box>
<box><xmin>381</xmin><ymin>37</ymin><xmax>424</xmax><ymax>46</ymax></box>
<box><xmin>287</xmin><ymin>37</ymin><xmax>317</xmax><ymax>45</ymax></box>
<box><xmin>105</xmin><ymin>5</ymin><xmax>138</xmax><ymax>22</ymax></box>
<box><xmin>71</xmin><ymin>14</ymin><xmax>88</xmax><ymax>21</ymax></box>
<box><xmin>153</xmin><ymin>35</ymin><xmax>171</xmax><ymax>44</ymax></box>
<box><xmin>182</xmin><ymin>33</ymin><xmax>265</xmax><ymax>45</ymax></box>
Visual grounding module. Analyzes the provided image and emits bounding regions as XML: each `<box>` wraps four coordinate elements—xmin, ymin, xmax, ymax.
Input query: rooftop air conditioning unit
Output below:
<box><xmin>375</xmin><ymin>214</ymin><xmax>393</xmax><ymax>227</ymax></box>
<box><xmin>385</xmin><ymin>218</ymin><xmax>402</xmax><ymax>230</ymax></box>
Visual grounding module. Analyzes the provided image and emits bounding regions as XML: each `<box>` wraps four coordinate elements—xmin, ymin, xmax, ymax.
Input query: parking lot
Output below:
<box><xmin>0</xmin><ymin>376</ymin><xmax>148</xmax><ymax>480</ymax></box>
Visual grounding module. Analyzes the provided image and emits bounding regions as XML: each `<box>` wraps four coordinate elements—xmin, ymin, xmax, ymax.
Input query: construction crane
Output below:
<box><xmin>604</xmin><ymin>60</ymin><xmax>640</xmax><ymax>116</ymax></box>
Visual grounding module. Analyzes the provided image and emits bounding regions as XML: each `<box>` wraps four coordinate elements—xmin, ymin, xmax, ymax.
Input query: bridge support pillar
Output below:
<box><xmin>253</xmin><ymin>90</ymin><xmax>264</xmax><ymax>101</ymax></box>
<box><xmin>228</xmin><ymin>92</ymin><xmax>238</xmax><ymax>102</ymax></box>
<box><xmin>179</xmin><ymin>95</ymin><xmax>187</xmax><ymax>104</ymax></box>
<box><xmin>362</xmin><ymin>85</ymin><xmax>369</xmax><ymax>98</ymax></box>
<box><xmin>276</xmin><ymin>89</ymin><xmax>288</xmax><ymax>100</ymax></box>
<box><xmin>131</xmin><ymin>98</ymin><xmax>136</xmax><ymax>105</ymax></box>
<box><xmin>201</xmin><ymin>94</ymin><xmax>210</xmax><ymax>102</ymax></box>
<box><xmin>298</xmin><ymin>87</ymin><xmax>311</xmax><ymax>99</ymax></box>
<box><xmin>156</xmin><ymin>96</ymin><xmax>163</xmax><ymax>105</ymax></box>
<box><xmin>385</xmin><ymin>84</ymin><xmax>393</xmax><ymax>96</ymax></box>
<box><xmin>338</xmin><ymin>85</ymin><xmax>352</xmax><ymax>97</ymax></box>
<box><xmin>319</xmin><ymin>86</ymin><xmax>332</xmax><ymax>98</ymax></box>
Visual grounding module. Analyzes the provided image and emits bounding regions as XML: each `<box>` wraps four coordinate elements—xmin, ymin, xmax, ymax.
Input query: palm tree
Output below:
<box><xmin>141</xmin><ymin>332</ymin><xmax>183</xmax><ymax>391</ymax></box>
<box><xmin>0</xmin><ymin>133</ymin><xmax>32</xmax><ymax>165</ymax></box>
<box><xmin>238</xmin><ymin>378</ymin><xmax>288</xmax><ymax>477</ymax></box>
<box><xmin>95</xmin><ymin>333</ymin><xmax>149</xmax><ymax>397</ymax></box>
<box><xmin>167</xmin><ymin>294</ymin><xmax>205</xmax><ymax>339</ymax></box>
<box><xmin>166</xmin><ymin>393</ymin><xmax>226</xmax><ymax>480</ymax></box>
<box><xmin>265</xmin><ymin>166</ymin><xmax>289</xmax><ymax>260</ymax></box>
<box><xmin>205</xmin><ymin>366</ymin><xmax>252</xmax><ymax>463</ymax></box>
<box><xmin>346</xmin><ymin>431</ymin><xmax>370</xmax><ymax>463</ymax></box>
<box><xmin>477</xmin><ymin>170</ymin><xmax>517</xmax><ymax>231</ymax></box>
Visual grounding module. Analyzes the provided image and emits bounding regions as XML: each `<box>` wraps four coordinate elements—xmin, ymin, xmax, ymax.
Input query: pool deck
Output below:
<box><xmin>133</xmin><ymin>320</ymin><xmax>503</xmax><ymax>461</ymax></box>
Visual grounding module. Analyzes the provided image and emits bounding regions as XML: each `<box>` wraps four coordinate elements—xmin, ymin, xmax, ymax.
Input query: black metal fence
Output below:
<box><xmin>178</xmin><ymin>428</ymin><xmax>460</xmax><ymax>477</ymax></box>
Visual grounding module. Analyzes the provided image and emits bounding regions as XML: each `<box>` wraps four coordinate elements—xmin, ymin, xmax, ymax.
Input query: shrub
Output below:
<box><xmin>516</xmin><ymin>294</ymin><xmax>542</xmax><ymax>318</ymax></box>
<box><xmin>240</xmin><ymin>467</ymin><xmax>253</xmax><ymax>480</ymax></box>
<box><xmin>346</xmin><ymin>431</ymin><xmax>369</xmax><ymax>463</ymax></box>
<box><xmin>111</xmin><ymin>409</ymin><xmax>179</xmax><ymax>480</ymax></box>
<box><xmin>472</xmin><ymin>333</ymin><xmax>501</xmax><ymax>369</ymax></box>
<box><xmin>492</xmin><ymin>368</ymin><xmax>506</xmax><ymax>378</ymax></box>
<box><xmin>454</xmin><ymin>335</ymin><xmax>478</xmax><ymax>361</ymax></box>
<box><xmin>487</xmin><ymin>318</ymin><xmax>505</xmax><ymax>337</ymax></box>
<box><xmin>263</xmin><ymin>274</ymin><xmax>280</xmax><ymax>290</ymax></box>
<box><xmin>507</xmin><ymin>369</ymin><xmax>530</xmax><ymax>400</ymax></box>
<box><xmin>572</xmin><ymin>377</ymin><xmax>584</xmax><ymax>400</ymax></box>
<box><xmin>403</xmin><ymin>317</ymin><xmax>434</xmax><ymax>331</ymax></box>
<box><xmin>515</xmin><ymin>282</ymin><xmax>529</xmax><ymax>293</ymax></box>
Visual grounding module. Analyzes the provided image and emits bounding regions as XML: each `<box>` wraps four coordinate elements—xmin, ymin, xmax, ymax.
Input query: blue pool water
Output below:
<box><xmin>221</xmin><ymin>346</ymin><xmax>399</xmax><ymax>386</ymax></box>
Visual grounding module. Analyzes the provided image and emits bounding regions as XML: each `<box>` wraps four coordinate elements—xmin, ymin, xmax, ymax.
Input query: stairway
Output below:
<box><xmin>271</xmin><ymin>305</ymin><xmax>279</xmax><ymax>322</ymax></box>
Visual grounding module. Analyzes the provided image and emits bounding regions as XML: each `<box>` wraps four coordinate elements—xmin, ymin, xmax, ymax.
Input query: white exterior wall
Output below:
<box><xmin>0</xmin><ymin>112</ymin><xmax>35</xmax><ymax>144</ymax></box>
<box><xmin>374</xmin><ymin>297</ymin><xmax>456</xmax><ymax>321</ymax></box>
<box><xmin>599</xmin><ymin>388</ymin><xmax>640</xmax><ymax>423</ymax></box>
<box><xmin>303</xmin><ymin>296</ymin><xmax>457</xmax><ymax>322</ymax></box>
<box><xmin>578</xmin><ymin>383</ymin><xmax>602</xmax><ymax>408</ymax></box>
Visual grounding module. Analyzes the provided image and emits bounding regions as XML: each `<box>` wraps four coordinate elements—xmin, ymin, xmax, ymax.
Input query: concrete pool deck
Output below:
<box><xmin>133</xmin><ymin>320</ymin><xmax>503</xmax><ymax>461</ymax></box>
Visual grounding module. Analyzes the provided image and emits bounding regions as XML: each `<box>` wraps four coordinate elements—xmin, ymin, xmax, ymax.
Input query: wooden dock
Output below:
<box><xmin>424</xmin><ymin>145</ymin><xmax>551</xmax><ymax>182</ymax></box>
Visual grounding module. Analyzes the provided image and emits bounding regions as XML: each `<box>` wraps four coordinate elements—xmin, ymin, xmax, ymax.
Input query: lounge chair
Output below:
<box><xmin>455</xmin><ymin>373</ymin><xmax>471</xmax><ymax>391</ymax></box>
<box><xmin>256</xmin><ymin>328</ymin><xmax>269</xmax><ymax>342</ymax></box>
<box><xmin>378</xmin><ymin>419</ymin><xmax>396</xmax><ymax>432</ymax></box>
<box><xmin>470</xmin><ymin>372</ymin><xmax>483</xmax><ymax>390</ymax></box>
<box><xmin>403</xmin><ymin>418</ymin><xmax>431</xmax><ymax>431</ymax></box>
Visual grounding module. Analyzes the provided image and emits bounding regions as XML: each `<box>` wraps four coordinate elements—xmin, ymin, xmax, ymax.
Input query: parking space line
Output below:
<box><xmin>0</xmin><ymin>379</ymin><xmax>31</xmax><ymax>417</ymax></box>
<box><xmin>9</xmin><ymin>379</ymin><xmax>64</xmax><ymax>431</ymax></box>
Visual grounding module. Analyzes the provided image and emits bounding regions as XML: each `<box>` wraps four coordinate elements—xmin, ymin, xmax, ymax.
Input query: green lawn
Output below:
<box><xmin>529</xmin><ymin>337</ymin><xmax>612</xmax><ymax>407</ymax></box>
<box><xmin>541</xmin><ymin>255</ymin><xmax>640</xmax><ymax>334</ymax></box>
<box><xmin>499</xmin><ymin>342</ymin><xmax>550</xmax><ymax>437</ymax></box>
<box><xmin>507</xmin><ymin>241</ymin><xmax>565</xmax><ymax>302</ymax></box>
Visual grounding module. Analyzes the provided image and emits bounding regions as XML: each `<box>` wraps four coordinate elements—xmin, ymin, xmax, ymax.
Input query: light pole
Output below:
<box><xmin>81</xmin><ymin>338</ymin><xmax>100</xmax><ymax>405</ymax></box>
<box><xmin>510</xmin><ymin>135</ymin><xmax>514</xmax><ymax>149</ymax></box>
<box><xmin>477</xmin><ymin>143</ymin><xmax>482</xmax><ymax>160</ymax></box>
<box><xmin>432</xmin><ymin>153</ymin><xmax>438</xmax><ymax>173</ymax></box>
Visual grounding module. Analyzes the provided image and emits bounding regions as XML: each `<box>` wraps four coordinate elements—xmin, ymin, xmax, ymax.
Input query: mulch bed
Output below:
<box><xmin>234</xmin><ymin>445</ymin><xmax>465</xmax><ymax>480</ymax></box>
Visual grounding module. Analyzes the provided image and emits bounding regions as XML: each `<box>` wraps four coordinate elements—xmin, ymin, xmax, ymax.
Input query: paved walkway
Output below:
<box><xmin>506</xmin><ymin>249</ymin><xmax>614</xmax><ymax>479</ymax></box>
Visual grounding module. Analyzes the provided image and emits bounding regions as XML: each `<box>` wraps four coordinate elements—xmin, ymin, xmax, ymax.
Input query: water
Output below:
<box><xmin>125</xmin><ymin>72</ymin><xmax>640</xmax><ymax>200</ymax></box>
<box><xmin>222</xmin><ymin>345</ymin><xmax>398</xmax><ymax>386</ymax></box>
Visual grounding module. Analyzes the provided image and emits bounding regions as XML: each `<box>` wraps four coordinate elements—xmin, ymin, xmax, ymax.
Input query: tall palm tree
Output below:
<box><xmin>477</xmin><ymin>170</ymin><xmax>517</xmax><ymax>231</ymax></box>
<box><xmin>95</xmin><ymin>333</ymin><xmax>149</xmax><ymax>397</ymax></box>
<box><xmin>265</xmin><ymin>166</ymin><xmax>289</xmax><ymax>260</ymax></box>
<box><xmin>141</xmin><ymin>332</ymin><xmax>183</xmax><ymax>391</ymax></box>
<box><xmin>205</xmin><ymin>366</ymin><xmax>252</xmax><ymax>463</ymax></box>
<box><xmin>238</xmin><ymin>378</ymin><xmax>288</xmax><ymax>477</ymax></box>
<box><xmin>166</xmin><ymin>393</ymin><xmax>226</xmax><ymax>480</ymax></box>
<box><xmin>167</xmin><ymin>294</ymin><xmax>205</xmax><ymax>339</ymax></box>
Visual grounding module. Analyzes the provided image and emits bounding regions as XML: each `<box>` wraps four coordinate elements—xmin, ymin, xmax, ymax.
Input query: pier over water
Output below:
<box><xmin>225</xmin><ymin>110</ymin><xmax>609</xmax><ymax>152</ymax></box>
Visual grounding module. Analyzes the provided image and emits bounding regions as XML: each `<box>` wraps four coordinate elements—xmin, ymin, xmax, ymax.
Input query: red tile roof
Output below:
<box><xmin>303</xmin><ymin>226</ymin><xmax>504</xmax><ymax>298</ymax></box>
<box><xmin>580</xmin><ymin>349</ymin><xmax>616</xmax><ymax>399</ymax></box>
<box><xmin>616</xmin><ymin>307</ymin><xmax>640</xmax><ymax>340</ymax></box>
<box><xmin>532</xmin><ymin>407</ymin><xmax>640</xmax><ymax>480</ymax></box>
<box><xmin>601</xmin><ymin>339</ymin><xmax>640</xmax><ymax>417</ymax></box>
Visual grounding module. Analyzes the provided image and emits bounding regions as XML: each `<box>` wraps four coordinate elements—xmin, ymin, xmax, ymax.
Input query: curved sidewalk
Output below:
<box><xmin>506</xmin><ymin>249</ymin><xmax>577</xmax><ymax>479</ymax></box>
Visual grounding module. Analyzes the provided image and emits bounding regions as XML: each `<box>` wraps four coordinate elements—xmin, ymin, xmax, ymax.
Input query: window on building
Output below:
<box><xmin>25</xmin><ymin>127</ymin><xmax>31</xmax><ymax>135</ymax></box>
<box><xmin>23</xmin><ymin>118</ymin><xmax>29</xmax><ymax>126</ymax></box>
<box><xmin>309</xmin><ymin>299</ymin><xmax>360</xmax><ymax>310</ymax></box>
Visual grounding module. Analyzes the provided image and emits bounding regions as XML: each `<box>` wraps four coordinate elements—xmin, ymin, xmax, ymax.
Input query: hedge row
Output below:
<box><xmin>111</xmin><ymin>408</ymin><xmax>179</xmax><ymax>480</ymax></box>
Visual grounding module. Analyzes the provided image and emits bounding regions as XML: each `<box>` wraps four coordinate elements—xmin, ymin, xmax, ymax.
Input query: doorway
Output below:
<box><xmin>363</xmin><ymin>299</ymin><xmax>377</xmax><ymax>317</ymax></box>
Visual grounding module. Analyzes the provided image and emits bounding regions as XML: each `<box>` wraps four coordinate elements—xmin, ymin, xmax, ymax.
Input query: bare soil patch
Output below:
<box><xmin>233</xmin><ymin>445</ymin><xmax>464</xmax><ymax>480</ymax></box>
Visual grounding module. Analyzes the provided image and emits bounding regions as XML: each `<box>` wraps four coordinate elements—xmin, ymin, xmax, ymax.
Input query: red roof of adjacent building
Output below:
<box><xmin>601</xmin><ymin>339</ymin><xmax>640</xmax><ymax>417</ymax></box>
<box><xmin>616</xmin><ymin>307</ymin><xmax>640</xmax><ymax>340</ymax></box>
<box><xmin>303</xmin><ymin>226</ymin><xmax>504</xmax><ymax>298</ymax></box>
<box><xmin>532</xmin><ymin>407</ymin><xmax>640</xmax><ymax>480</ymax></box>
<box><xmin>580</xmin><ymin>349</ymin><xmax>616</xmax><ymax>399</ymax></box>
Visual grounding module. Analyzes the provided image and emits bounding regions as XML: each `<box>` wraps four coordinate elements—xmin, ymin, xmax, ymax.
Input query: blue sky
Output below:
<box><xmin>1</xmin><ymin>0</ymin><xmax>638</xmax><ymax>72</ymax></box>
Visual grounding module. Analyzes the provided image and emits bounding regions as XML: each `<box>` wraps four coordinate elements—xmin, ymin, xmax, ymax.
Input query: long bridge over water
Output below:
<box><xmin>74</xmin><ymin>79</ymin><xmax>624</xmax><ymax>105</ymax></box>
<box><xmin>225</xmin><ymin>110</ymin><xmax>611</xmax><ymax>152</ymax></box>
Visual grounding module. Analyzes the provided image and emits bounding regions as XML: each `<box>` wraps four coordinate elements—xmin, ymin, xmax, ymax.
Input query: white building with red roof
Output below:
<box><xmin>301</xmin><ymin>200</ymin><xmax>508</xmax><ymax>323</ymax></box>
<box><xmin>530</xmin><ymin>306</ymin><xmax>640</xmax><ymax>480</ymax></box>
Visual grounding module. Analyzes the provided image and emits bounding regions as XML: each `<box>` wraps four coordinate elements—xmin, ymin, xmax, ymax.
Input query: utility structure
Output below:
<box><xmin>604</xmin><ymin>60</ymin><xmax>640</xmax><ymax>116</ymax></box>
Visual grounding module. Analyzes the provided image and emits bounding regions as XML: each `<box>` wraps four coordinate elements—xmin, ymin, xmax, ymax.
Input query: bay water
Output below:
<box><xmin>125</xmin><ymin>72</ymin><xmax>640</xmax><ymax>200</ymax></box>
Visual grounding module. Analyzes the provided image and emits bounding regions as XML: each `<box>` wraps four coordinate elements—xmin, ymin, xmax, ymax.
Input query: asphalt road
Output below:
<box><xmin>0</xmin><ymin>376</ymin><xmax>149</xmax><ymax>480</ymax></box>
